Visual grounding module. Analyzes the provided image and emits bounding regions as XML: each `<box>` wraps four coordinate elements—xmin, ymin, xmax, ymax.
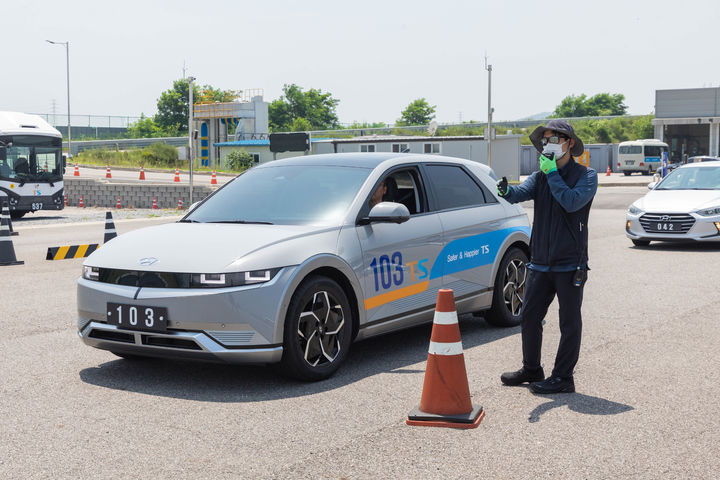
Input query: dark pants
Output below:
<box><xmin>521</xmin><ymin>269</ymin><xmax>585</xmax><ymax>379</ymax></box>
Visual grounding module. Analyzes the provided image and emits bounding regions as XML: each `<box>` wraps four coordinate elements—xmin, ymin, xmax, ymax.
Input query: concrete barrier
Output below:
<box><xmin>63</xmin><ymin>178</ymin><xmax>218</xmax><ymax>209</ymax></box>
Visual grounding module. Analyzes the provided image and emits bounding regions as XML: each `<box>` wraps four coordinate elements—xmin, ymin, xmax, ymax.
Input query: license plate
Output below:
<box><xmin>107</xmin><ymin>303</ymin><xmax>168</xmax><ymax>332</ymax></box>
<box><xmin>625</xmin><ymin>160</ymin><xmax>634</xmax><ymax>165</ymax></box>
<box><xmin>654</xmin><ymin>222</ymin><xmax>681</xmax><ymax>232</ymax></box>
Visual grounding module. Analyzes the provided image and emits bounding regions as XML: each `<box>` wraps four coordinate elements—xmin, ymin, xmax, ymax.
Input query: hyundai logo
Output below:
<box><xmin>659</xmin><ymin>215</ymin><xmax>671</xmax><ymax>221</ymax></box>
<box><xmin>139</xmin><ymin>257</ymin><xmax>158</xmax><ymax>266</ymax></box>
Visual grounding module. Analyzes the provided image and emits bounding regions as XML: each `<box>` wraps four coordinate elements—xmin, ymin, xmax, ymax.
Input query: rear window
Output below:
<box><xmin>424</xmin><ymin>165</ymin><xmax>488</xmax><ymax>210</ymax></box>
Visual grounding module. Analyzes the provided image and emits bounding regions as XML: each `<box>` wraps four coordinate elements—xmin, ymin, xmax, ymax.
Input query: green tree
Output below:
<box><xmin>289</xmin><ymin>117</ymin><xmax>313</xmax><ymax>132</ymax></box>
<box><xmin>397</xmin><ymin>98</ymin><xmax>436</xmax><ymax>126</ymax></box>
<box><xmin>225</xmin><ymin>149</ymin><xmax>255</xmax><ymax>171</ymax></box>
<box><xmin>552</xmin><ymin>93</ymin><xmax>628</xmax><ymax>117</ymax></box>
<box><xmin>268</xmin><ymin>84</ymin><xmax>340</xmax><ymax>131</ymax></box>
<box><xmin>155</xmin><ymin>78</ymin><xmax>199</xmax><ymax>133</ymax></box>
<box><xmin>197</xmin><ymin>85</ymin><xmax>242</xmax><ymax>103</ymax></box>
<box><xmin>126</xmin><ymin>114</ymin><xmax>165</xmax><ymax>138</ymax></box>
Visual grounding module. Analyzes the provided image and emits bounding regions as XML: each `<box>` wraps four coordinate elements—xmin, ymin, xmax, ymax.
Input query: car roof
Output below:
<box><xmin>680</xmin><ymin>160</ymin><xmax>720</xmax><ymax>168</ymax></box>
<box><xmin>255</xmin><ymin>152</ymin><xmax>485</xmax><ymax>171</ymax></box>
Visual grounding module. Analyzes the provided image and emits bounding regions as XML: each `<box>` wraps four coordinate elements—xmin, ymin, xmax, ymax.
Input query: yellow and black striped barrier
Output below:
<box><xmin>46</xmin><ymin>244</ymin><xmax>99</xmax><ymax>261</ymax></box>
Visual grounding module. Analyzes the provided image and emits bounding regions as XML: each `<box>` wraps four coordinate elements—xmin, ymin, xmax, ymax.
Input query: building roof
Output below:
<box><xmin>214</xmin><ymin>138</ymin><xmax>334</xmax><ymax>147</ymax></box>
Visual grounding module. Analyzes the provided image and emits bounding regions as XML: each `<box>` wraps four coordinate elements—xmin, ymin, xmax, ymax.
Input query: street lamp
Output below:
<box><xmin>187</xmin><ymin>76</ymin><xmax>196</xmax><ymax>204</ymax></box>
<box><xmin>46</xmin><ymin>40</ymin><xmax>71</xmax><ymax>159</ymax></box>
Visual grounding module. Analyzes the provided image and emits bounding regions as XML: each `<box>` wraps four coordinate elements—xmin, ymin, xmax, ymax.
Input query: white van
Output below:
<box><xmin>617</xmin><ymin>139</ymin><xmax>669</xmax><ymax>176</ymax></box>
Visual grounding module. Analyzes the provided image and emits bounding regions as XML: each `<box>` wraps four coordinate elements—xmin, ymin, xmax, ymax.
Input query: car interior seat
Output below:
<box><xmin>382</xmin><ymin>176</ymin><xmax>399</xmax><ymax>203</ymax></box>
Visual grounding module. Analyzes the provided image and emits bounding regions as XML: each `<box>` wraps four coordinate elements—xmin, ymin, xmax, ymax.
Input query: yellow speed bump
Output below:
<box><xmin>46</xmin><ymin>244</ymin><xmax>99</xmax><ymax>261</ymax></box>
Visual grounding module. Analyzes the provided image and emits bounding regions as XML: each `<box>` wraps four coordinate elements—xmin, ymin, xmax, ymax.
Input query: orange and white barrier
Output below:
<box><xmin>173</xmin><ymin>168</ymin><xmax>180</xmax><ymax>183</ymax></box>
<box><xmin>406</xmin><ymin>289</ymin><xmax>484</xmax><ymax>429</ymax></box>
<box><xmin>152</xmin><ymin>197</ymin><xmax>158</xmax><ymax>210</ymax></box>
<box><xmin>73</xmin><ymin>164</ymin><xmax>80</xmax><ymax>177</ymax></box>
<box><xmin>105</xmin><ymin>165</ymin><xmax>112</xmax><ymax>179</ymax></box>
<box><xmin>177</xmin><ymin>198</ymin><xmax>183</xmax><ymax>209</ymax></box>
<box><xmin>211</xmin><ymin>170</ymin><xmax>218</xmax><ymax>185</ymax></box>
<box><xmin>139</xmin><ymin>167</ymin><xmax>146</xmax><ymax>180</ymax></box>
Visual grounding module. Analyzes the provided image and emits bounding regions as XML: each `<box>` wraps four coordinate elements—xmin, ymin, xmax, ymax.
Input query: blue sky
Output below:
<box><xmin>2</xmin><ymin>0</ymin><xmax>719</xmax><ymax>124</ymax></box>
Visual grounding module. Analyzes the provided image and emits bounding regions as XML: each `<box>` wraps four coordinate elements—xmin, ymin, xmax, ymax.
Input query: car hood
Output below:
<box><xmin>635</xmin><ymin>189</ymin><xmax>720</xmax><ymax>213</ymax></box>
<box><xmin>85</xmin><ymin>222</ymin><xmax>339</xmax><ymax>272</ymax></box>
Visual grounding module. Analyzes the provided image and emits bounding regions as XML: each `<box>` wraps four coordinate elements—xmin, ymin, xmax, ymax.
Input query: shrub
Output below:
<box><xmin>225</xmin><ymin>150</ymin><xmax>255</xmax><ymax>171</ymax></box>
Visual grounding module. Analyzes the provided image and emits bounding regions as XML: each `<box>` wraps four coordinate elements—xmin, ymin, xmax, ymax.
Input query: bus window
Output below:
<box><xmin>644</xmin><ymin>146</ymin><xmax>663</xmax><ymax>157</ymax></box>
<box><xmin>619</xmin><ymin>145</ymin><xmax>641</xmax><ymax>154</ymax></box>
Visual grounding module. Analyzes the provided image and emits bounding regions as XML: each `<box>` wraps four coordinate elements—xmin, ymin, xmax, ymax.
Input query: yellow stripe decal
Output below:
<box><xmin>55</xmin><ymin>245</ymin><xmax>70</xmax><ymax>260</ymax></box>
<box><xmin>364</xmin><ymin>281</ymin><xmax>430</xmax><ymax>311</ymax></box>
<box><xmin>75</xmin><ymin>244</ymin><xmax>89</xmax><ymax>258</ymax></box>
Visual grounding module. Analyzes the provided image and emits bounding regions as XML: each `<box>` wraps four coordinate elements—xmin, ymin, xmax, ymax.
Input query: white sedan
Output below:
<box><xmin>626</xmin><ymin>161</ymin><xmax>720</xmax><ymax>246</ymax></box>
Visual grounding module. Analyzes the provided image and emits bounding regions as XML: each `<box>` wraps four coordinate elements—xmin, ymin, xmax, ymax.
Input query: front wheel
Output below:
<box><xmin>623</xmin><ymin>171</ymin><xmax>632</xmax><ymax>177</ymax></box>
<box><xmin>485</xmin><ymin>247</ymin><xmax>528</xmax><ymax>327</ymax></box>
<box><xmin>10</xmin><ymin>210</ymin><xmax>27</xmax><ymax>220</ymax></box>
<box><xmin>279</xmin><ymin>276</ymin><xmax>353</xmax><ymax>381</ymax></box>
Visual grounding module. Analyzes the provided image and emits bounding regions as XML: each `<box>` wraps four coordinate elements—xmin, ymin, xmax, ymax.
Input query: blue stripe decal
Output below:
<box><xmin>429</xmin><ymin>226</ymin><xmax>530</xmax><ymax>280</ymax></box>
<box><xmin>645</xmin><ymin>157</ymin><xmax>661</xmax><ymax>162</ymax></box>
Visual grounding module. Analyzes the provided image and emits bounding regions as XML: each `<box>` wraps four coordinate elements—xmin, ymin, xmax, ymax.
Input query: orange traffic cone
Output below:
<box><xmin>406</xmin><ymin>289</ymin><xmax>484</xmax><ymax>429</ymax></box>
<box><xmin>116</xmin><ymin>197</ymin><xmax>122</xmax><ymax>209</ymax></box>
<box><xmin>606</xmin><ymin>165</ymin><xmax>612</xmax><ymax>176</ymax></box>
<box><xmin>177</xmin><ymin>198</ymin><xmax>183</xmax><ymax>210</ymax></box>
<box><xmin>173</xmin><ymin>168</ymin><xmax>180</xmax><ymax>183</ymax></box>
<box><xmin>139</xmin><ymin>167</ymin><xmax>146</xmax><ymax>180</ymax></box>
<box><xmin>78</xmin><ymin>195</ymin><xmax>85</xmax><ymax>208</ymax></box>
<box><xmin>73</xmin><ymin>164</ymin><xmax>80</xmax><ymax>177</ymax></box>
<box><xmin>63</xmin><ymin>194</ymin><xmax>67</xmax><ymax>206</ymax></box>
<box><xmin>211</xmin><ymin>170</ymin><xmax>218</xmax><ymax>185</ymax></box>
<box><xmin>43</xmin><ymin>161</ymin><xmax>49</xmax><ymax>172</ymax></box>
<box><xmin>106</xmin><ymin>165</ymin><xmax>112</xmax><ymax>179</ymax></box>
<box><xmin>152</xmin><ymin>197</ymin><xmax>158</xmax><ymax>210</ymax></box>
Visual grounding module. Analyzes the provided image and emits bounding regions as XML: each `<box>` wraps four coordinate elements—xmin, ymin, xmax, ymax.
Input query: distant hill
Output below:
<box><xmin>518</xmin><ymin>112</ymin><xmax>552</xmax><ymax>121</ymax></box>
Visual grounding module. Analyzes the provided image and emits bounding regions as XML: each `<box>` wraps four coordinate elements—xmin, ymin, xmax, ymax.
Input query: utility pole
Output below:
<box><xmin>188</xmin><ymin>76</ymin><xmax>196</xmax><ymax>205</ymax></box>
<box><xmin>46</xmin><ymin>40</ymin><xmax>71</xmax><ymax>159</ymax></box>
<box><xmin>485</xmin><ymin>53</ymin><xmax>493</xmax><ymax>168</ymax></box>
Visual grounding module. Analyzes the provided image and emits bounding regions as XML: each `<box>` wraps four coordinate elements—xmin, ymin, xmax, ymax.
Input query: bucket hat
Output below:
<box><xmin>529</xmin><ymin>119</ymin><xmax>584</xmax><ymax>157</ymax></box>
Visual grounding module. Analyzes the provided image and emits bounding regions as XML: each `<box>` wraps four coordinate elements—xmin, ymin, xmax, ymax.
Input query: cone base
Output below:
<box><xmin>10</xmin><ymin>232</ymin><xmax>18</xmax><ymax>236</ymax></box>
<box><xmin>406</xmin><ymin>404</ymin><xmax>484</xmax><ymax>429</ymax></box>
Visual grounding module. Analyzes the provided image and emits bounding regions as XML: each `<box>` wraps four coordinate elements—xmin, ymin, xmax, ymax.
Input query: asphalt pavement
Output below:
<box><xmin>1</xmin><ymin>186</ymin><xmax>718</xmax><ymax>479</ymax></box>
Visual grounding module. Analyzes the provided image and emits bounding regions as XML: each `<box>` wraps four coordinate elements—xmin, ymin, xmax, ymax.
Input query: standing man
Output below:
<box><xmin>496</xmin><ymin>120</ymin><xmax>597</xmax><ymax>393</ymax></box>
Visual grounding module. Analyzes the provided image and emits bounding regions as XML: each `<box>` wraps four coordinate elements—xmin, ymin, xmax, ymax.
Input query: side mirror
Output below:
<box><xmin>358</xmin><ymin>202</ymin><xmax>410</xmax><ymax>225</ymax></box>
<box><xmin>62</xmin><ymin>155</ymin><xmax>67</xmax><ymax>174</ymax></box>
<box><xmin>647</xmin><ymin>182</ymin><xmax>657</xmax><ymax>190</ymax></box>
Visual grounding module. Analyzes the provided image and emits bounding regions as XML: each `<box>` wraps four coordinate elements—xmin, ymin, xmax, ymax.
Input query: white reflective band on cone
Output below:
<box><xmin>428</xmin><ymin>341</ymin><xmax>464</xmax><ymax>356</ymax></box>
<box><xmin>105</xmin><ymin>229</ymin><xmax>116</xmax><ymax>234</ymax></box>
<box><xmin>433</xmin><ymin>311</ymin><xmax>458</xmax><ymax>325</ymax></box>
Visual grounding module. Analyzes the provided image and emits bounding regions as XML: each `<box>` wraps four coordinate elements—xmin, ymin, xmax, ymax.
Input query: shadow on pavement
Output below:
<box><xmin>15</xmin><ymin>215</ymin><xmax>65</xmax><ymax>222</ymax></box>
<box><xmin>78</xmin><ymin>314</ymin><xmax>518</xmax><ymax>402</ymax></box>
<box><xmin>631</xmin><ymin>242</ymin><xmax>720</xmax><ymax>252</ymax></box>
<box><xmin>528</xmin><ymin>392</ymin><xmax>634</xmax><ymax>423</ymax></box>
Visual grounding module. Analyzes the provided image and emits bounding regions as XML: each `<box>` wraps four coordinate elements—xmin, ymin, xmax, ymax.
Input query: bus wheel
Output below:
<box><xmin>623</xmin><ymin>171</ymin><xmax>632</xmax><ymax>176</ymax></box>
<box><xmin>10</xmin><ymin>210</ymin><xmax>27</xmax><ymax>220</ymax></box>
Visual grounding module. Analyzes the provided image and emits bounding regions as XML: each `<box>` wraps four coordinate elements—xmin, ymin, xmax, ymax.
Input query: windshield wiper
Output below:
<box><xmin>209</xmin><ymin>220</ymin><xmax>274</xmax><ymax>225</ymax></box>
<box><xmin>178</xmin><ymin>219</ymin><xmax>202</xmax><ymax>223</ymax></box>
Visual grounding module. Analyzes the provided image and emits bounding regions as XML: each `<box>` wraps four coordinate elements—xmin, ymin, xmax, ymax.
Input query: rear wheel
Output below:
<box><xmin>279</xmin><ymin>276</ymin><xmax>353</xmax><ymax>381</ymax></box>
<box><xmin>623</xmin><ymin>171</ymin><xmax>632</xmax><ymax>176</ymax></box>
<box><xmin>10</xmin><ymin>210</ymin><xmax>27</xmax><ymax>220</ymax></box>
<box><xmin>485</xmin><ymin>247</ymin><xmax>528</xmax><ymax>327</ymax></box>
<box><xmin>632</xmin><ymin>239</ymin><xmax>651</xmax><ymax>247</ymax></box>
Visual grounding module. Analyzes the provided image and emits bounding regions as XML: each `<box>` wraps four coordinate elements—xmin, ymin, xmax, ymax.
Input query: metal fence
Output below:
<box><xmin>32</xmin><ymin>113</ymin><xmax>142</xmax><ymax>128</ymax></box>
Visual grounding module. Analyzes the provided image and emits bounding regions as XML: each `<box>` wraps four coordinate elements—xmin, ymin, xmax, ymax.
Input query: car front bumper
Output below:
<box><xmin>76</xmin><ymin>267</ymin><xmax>298</xmax><ymax>364</ymax></box>
<box><xmin>625</xmin><ymin>213</ymin><xmax>720</xmax><ymax>242</ymax></box>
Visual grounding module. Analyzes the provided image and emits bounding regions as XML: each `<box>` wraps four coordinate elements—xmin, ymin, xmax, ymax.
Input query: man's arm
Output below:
<box><xmin>546</xmin><ymin>168</ymin><xmax>598</xmax><ymax>212</ymax></box>
<box><xmin>501</xmin><ymin>172</ymin><xmax>539</xmax><ymax>204</ymax></box>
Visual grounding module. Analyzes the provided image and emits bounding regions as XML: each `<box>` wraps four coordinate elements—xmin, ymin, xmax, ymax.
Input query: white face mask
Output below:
<box><xmin>542</xmin><ymin>141</ymin><xmax>567</xmax><ymax>159</ymax></box>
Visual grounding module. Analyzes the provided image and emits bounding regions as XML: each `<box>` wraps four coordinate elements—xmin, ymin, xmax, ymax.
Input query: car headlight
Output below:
<box><xmin>697</xmin><ymin>206</ymin><xmax>720</xmax><ymax>216</ymax></box>
<box><xmin>82</xmin><ymin>266</ymin><xmax>99</xmax><ymax>281</ymax></box>
<box><xmin>628</xmin><ymin>205</ymin><xmax>644</xmax><ymax>215</ymax></box>
<box><xmin>190</xmin><ymin>268</ymin><xmax>280</xmax><ymax>288</ymax></box>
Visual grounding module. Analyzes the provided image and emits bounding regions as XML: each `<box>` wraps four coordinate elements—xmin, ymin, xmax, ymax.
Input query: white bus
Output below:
<box><xmin>617</xmin><ymin>139</ymin><xmax>669</xmax><ymax>176</ymax></box>
<box><xmin>0</xmin><ymin>112</ymin><xmax>65</xmax><ymax>219</ymax></box>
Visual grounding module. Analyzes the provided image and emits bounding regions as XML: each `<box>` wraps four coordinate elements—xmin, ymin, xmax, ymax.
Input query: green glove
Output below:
<box><xmin>539</xmin><ymin>153</ymin><xmax>557</xmax><ymax>174</ymax></box>
<box><xmin>496</xmin><ymin>177</ymin><xmax>509</xmax><ymax>197</ymax></box>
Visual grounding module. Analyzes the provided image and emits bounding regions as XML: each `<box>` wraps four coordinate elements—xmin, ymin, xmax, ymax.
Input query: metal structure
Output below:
<box><xmin>46</xmin><ymin>40</ymin><xmax>71</xmax><ymax>158</ymax></box>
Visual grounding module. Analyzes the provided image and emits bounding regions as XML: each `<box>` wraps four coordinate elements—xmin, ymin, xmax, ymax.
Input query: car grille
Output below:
<box><xmin>640</xmin><ymin>213</ymin><xmax>695</xmax><ymax>234</ymax></box>
<box><xmin>97</xmin><ymin>268</ymin><xmax>191</xmax><ymax>288</ymax></box>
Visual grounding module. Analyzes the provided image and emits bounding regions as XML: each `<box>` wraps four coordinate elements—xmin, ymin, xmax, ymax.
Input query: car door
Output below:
<box><xmin>355</xmin><ymin>166</ymin><xmax>445</xmax><ymax>334</ymax></box>
<box><xmin>422</xmin><ymin>163</ymin><xmax>509</xmax><ymax>296</ymax></box>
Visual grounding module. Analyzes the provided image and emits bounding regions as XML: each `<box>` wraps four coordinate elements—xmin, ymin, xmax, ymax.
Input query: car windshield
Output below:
<box><xmin>0</xmin><ymin>135</ymin><xmax>63</xmax><ymax>183</ymax></box>
<box><xmin>656</xmin><ymin>166</ymin><xmax>720</xmax><ymax>190</ymax></box>
<box><xmin>184</xmin><ymin>164</ymin><xmax>372</xmax><ymax>225</ymax></box>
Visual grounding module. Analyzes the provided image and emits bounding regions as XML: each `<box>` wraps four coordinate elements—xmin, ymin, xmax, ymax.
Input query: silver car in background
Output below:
<box><xmin>626</xmin><ymin>161</ymin><xmax>720</xmax><ymax>246</ymax></box>
<box><xmin>78</xmin><ymin>153</ymin><xmax>531</xmax><ymax>380</ymax></box>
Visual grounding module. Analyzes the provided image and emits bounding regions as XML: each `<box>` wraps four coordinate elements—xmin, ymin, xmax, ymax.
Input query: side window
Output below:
<box><xmin>360</xmin><ymin>144</ymin><xmax>376</xmax><ymax>153</ymax></box>
<box><xmin>424</xmin><ymin>165</ymin><xmax>488</xmax><ymax>210</ymax></box>
<box><xmin>365</xmin><ymin>168</ymin><xmax>426</xmax><ymax>215</ymax></box>
<box><xmin>392</xmin><ymin>143</ymin><xmax>409</xmax><ymax>153</ymax></box>
<box><xmin>424</xmin><ymin>143</ymin><xmax>440</xmax><ymax>154</ymax></box>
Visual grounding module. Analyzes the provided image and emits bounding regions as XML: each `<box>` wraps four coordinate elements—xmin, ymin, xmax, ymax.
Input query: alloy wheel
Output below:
<box><xmin>502</xmin><ymin>259</ymin><xmax>526</xmax><ymax>316</ymax></box>
<box><xmin>297</xmin><ymin>291</ymin><xmax>345</xmax><ymax>367</ymax></box>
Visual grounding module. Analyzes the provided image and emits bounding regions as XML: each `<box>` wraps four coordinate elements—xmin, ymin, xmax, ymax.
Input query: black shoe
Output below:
<box><xmin>530</xmin><ymin>376</ymin><xmax>575</xmax><ymax>394</ymax></box>
<box><xmin>500</xmin><ymin>367</ymin><xmax>545</xmax><ymax>386</ymax></box>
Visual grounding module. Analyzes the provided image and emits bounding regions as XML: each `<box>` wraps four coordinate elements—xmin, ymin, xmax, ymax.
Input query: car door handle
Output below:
<box><xmin>489</xmin><ymin>221</ymin><xmax>503</xmax><ymax>228</ymax></box>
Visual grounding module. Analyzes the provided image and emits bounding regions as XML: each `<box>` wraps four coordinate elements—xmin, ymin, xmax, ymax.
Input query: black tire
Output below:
<box><xmin>632</xmin><ymin>239</ymin><xmax>651</xmax><ymax>247</ymax></box>
<box><xmin>642</xmin><ymin>170</ymin><xmax>650</xmax><ymax>176</ymax></box>
<box><xmin>485</xmin><ymin>247</ymin><xmax>528</xmax><ymax>327</ymax></box>
<box><xmin>623</xmin><ymin>171</ymin><xmax>632</xmax><ymax>177</ymax></box>
<box><xmin>279</xmin><ymin>276</ymin><xmax>353</xmax><ymax>381</ymax></box>
<box><xmin>10</xmin><ymin>210</ymin><xmax>27</xmax><ymax>220</ymax></box>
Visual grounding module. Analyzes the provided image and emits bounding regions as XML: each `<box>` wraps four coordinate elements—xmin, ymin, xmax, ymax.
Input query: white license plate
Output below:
<box><xmin>625</xmin><ymin>161</ymin><xmax>634</xmax><ymax>165</ymax></box>
<box><xmin>106</xmin><ymin>303</ymin><xmax>168</xmax><ymax>332</ymax></box>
